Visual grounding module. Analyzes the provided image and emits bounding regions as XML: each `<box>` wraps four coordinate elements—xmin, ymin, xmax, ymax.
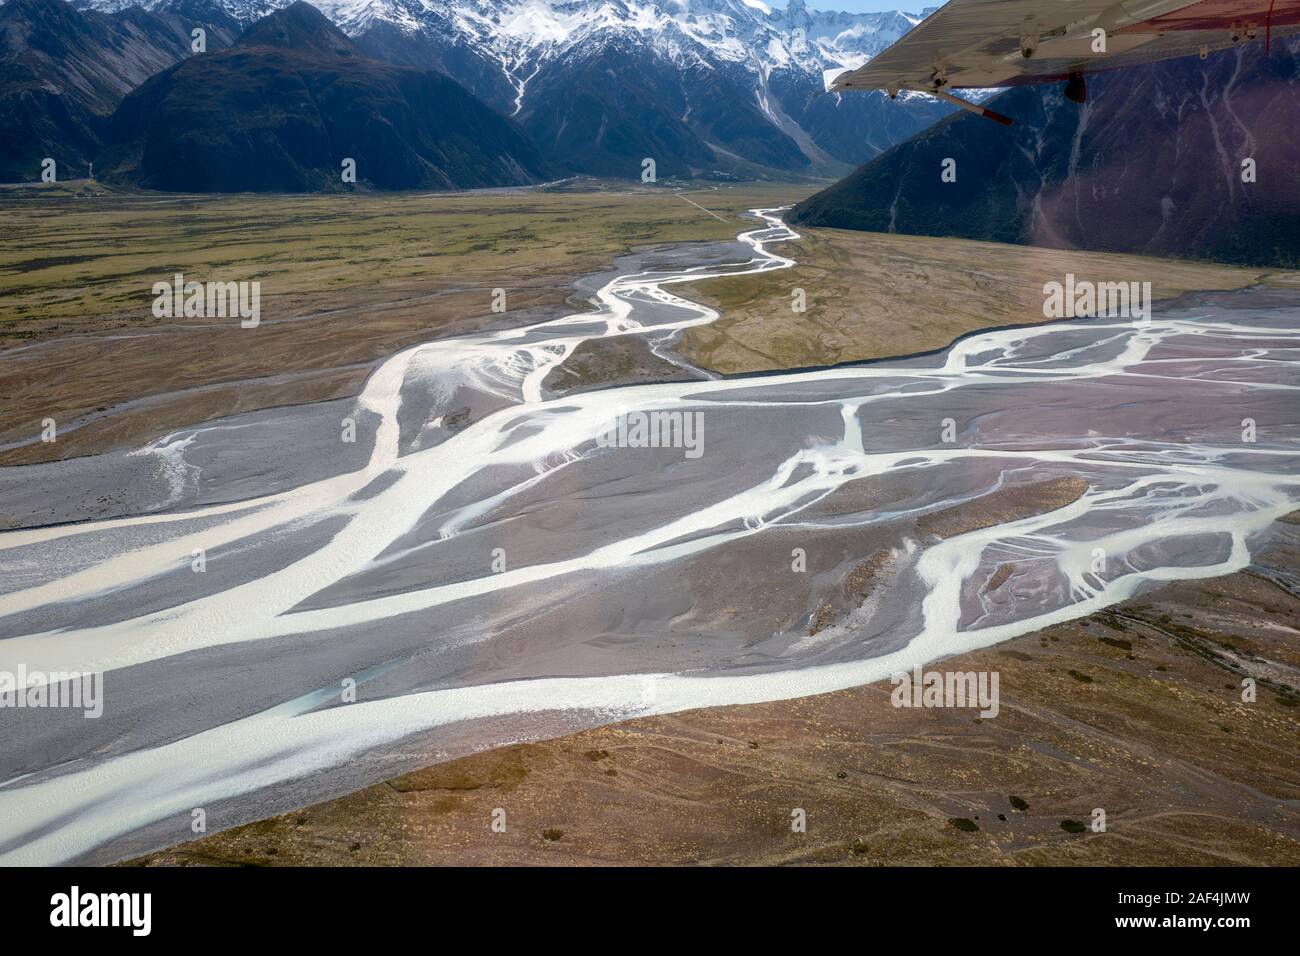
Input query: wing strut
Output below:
<box><xmin>929</xmin><ymin>88</ymin><xmax>1014</xmax><ymax>127</ymax></box>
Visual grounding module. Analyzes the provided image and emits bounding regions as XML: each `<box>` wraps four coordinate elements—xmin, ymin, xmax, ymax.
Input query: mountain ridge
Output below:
<box><xmin>0</xmin><ymin>0</ymin><xmax>239</xmax><ymax>179</ymax></box>
<box><xmin>69</xmin><ymin>0</ymin><xmax>956</xmax><ymax>178</ymax></box>
<box><xmin>98</xmin><ymin>1</ymin><xmax>555</xmax><ymax>190</ymax></box>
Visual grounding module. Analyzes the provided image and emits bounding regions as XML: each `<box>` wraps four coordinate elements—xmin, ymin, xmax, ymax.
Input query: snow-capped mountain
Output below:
<box><xmin>100</xmin><ymin>2</ymin><xmax>555</xmax><ymax>190</ymax></box>
<box><xmin>69</xmin><ymin>0</ymin><xmax>954</xmax><ymax>177</ymax></box>
<box><xmin>102</xmin><ymin>0</ymin><xmax>920</xmax><ymax>76</ymax></box>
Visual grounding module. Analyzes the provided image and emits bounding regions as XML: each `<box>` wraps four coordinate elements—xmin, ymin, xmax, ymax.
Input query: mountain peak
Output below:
<box><xmin>2</xmin><ymin>0</ymin><xmax>85</xmax><ymax>28</ymax></box>
<box><xmin>236</xmin><ymin>1</ymin><xmax>353</xmax><ymax>56</ymax></box>
<box><xmin>50</xmin><ymin>0</ymin><xmax>949</xmax><ymax>182</ymax></box>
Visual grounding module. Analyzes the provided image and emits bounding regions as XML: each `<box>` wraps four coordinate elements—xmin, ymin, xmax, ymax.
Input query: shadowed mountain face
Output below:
<box><xmin>0</xmin><ymin>0</ymin><xmax>239</xmax><ymax>180</ymax></box>
<box><xmin>793</xmin><ymin>39</ymin><xmax>1300</xmax><ymax>268</ymax></box>
<box><xmin>100</xmin><ymin>2</ymin><xmax>552</xmax><ymax>191</ymax></box>
<box><xmin>45</xmin><ymin>0</ymin><xmax>958</xmax><ymax>182</ymax></box>
<box><xmin>346</xmin><ymin>0</ymin><xmax>951</xmax><ymax>180</ymax></box>
<box><xmin>516</xmin><ymin>36</ymin><xmax>760</xmax><ymax>180</ymax></box>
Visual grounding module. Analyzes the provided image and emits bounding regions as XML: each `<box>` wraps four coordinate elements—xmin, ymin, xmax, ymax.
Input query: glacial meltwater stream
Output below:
<box><xmin>1</xmin><ymin>209</ymin><xmax>1297</xmax><ymax>863</ymax></box>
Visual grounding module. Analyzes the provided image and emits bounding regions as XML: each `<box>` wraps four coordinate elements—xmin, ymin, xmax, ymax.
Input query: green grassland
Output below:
<box><xmin>0</xmin><ymin>179</ymin><xmax>817</xmax><ymax>464</ymax></box>
<box><xmin>682</xmin><ymin>224</ymin><xmax>1297</xmax><ymax>374</ymax></box>
<box><xmin>0</xmin><ymin>180</ymin><xmax>816</xmax><ymax>336</ymax></box>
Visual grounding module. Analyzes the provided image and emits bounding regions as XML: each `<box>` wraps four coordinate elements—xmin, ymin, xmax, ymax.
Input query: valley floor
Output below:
<box><xmin>4</xmin><ymin>181</ymin><xmax>1292</xmax><ymax>467</ymax></box>
<box><xmin>126</xmin><ymin>536</ymin><xmax>1300</xmax><ymax>866</ymax></box>
<box><xmin>681</xmin><ymin>226</ymin><xmax>1299</xmax><ymax>374</ymax></box>
<box><xmin>0</xmin><ymin>180</ymin><xmax>808</xmax><ymax>467</ymax></box>
<box><xmin>2</xmin><ymin>182</ymin><xmax>1296</xmax><ymax>866</ymax></box>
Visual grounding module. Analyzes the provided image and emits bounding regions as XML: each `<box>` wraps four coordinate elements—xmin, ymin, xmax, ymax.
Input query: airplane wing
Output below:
<box><xmin>831</xmin><ymin>0</ymin><xmax>1300</xmax><ymax>95</ymax></box>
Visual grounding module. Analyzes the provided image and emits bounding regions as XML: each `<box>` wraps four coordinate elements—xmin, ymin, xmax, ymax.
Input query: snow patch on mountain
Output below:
<box><xmin>67</xmin><ymin>0</ymin><xmax>950</xmax><ymax>173</ymax></box>
<box><xmin>75</xmin><ymin>0</ymin><xmax>922</xmax><ymax>90</ymax></box>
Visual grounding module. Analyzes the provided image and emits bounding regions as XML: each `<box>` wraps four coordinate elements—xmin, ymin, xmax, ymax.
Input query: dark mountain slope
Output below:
<box><xmin>518</xmin><ymin>38</ymin><xmax>740</xmax><ymax>180</ymax></box>
<box><xmin>100</xmin><ymin>2</ymin><xmax>552</xmax><ymax>191</ymax></box>
<box><xmin>63</xmin><ymin>0</ymin><xmax>958</xmax><ymax>180</ymax></box>
<box><xmin>792</xmin><ymin>39</ymin><xmax>1300</xmax><ymax>268</ymax></box>
<box><xmin>770</xmin><ymin>79</ymin><xmax>952</xmax><ymax>166</ymax></box>
<box><xmin>0</xmin><ymin>0</ymin><xmax>239</xmax><ymax>180</ymax></box>
<box><xmin>351</xmin><ymin>17</ymin><xmax>519</xmax><ymax>115</ymax></box>
<box><xmin>357</xmin><ymin>26</ymin><xmax>810</xmax><ymax>180</ymax></box>
<box><xmin>345</xmin><ymin>5</ymin><xmax>945</xmax><ymax>181</ymax></box>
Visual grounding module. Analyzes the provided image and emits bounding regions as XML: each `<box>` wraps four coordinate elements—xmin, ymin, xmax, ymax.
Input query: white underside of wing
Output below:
<box><xmin>829</xmin><ymin>0</ymin><xmax>1287</xmax><ymax>93</ymax></box>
